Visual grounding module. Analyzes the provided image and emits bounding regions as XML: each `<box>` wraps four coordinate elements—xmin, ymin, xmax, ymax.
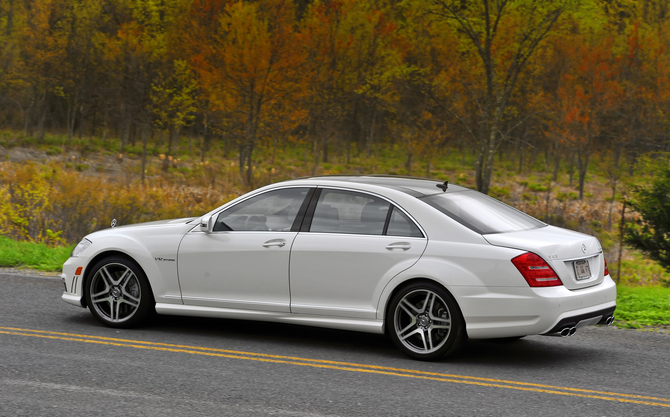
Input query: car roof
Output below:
<box><xmin>286</xmin><ymin>175</ymin><xmax>471</xmax><ymax>198</ymax></box>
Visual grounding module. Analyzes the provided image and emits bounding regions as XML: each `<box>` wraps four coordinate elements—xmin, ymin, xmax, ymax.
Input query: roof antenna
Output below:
<box><xmin>436</xmin><ymin>181</ymin><xmax>448</xmax><ymax>192</ymax></box>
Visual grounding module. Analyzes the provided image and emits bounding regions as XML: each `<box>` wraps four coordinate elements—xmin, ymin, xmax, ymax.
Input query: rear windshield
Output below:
<box><xmin>421</xmin><ymin>191</ymin><xmax>546</xmax><ymax>234</ymax></box>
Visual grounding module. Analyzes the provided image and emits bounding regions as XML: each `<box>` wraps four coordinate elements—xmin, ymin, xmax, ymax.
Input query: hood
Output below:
<box><xmin>108</xmin><ymin>217</ymin><xmax>195</xmax><ymax>230</ymax></box>
<box><xmin>483</xmin><ymin>225</ymin><xmax>606</xmax><ymax>290</ymax></box>
<box><xmin>88</xmin><ymin>217</ymin><xmax>197</xmax><ymax>238</ymax></box>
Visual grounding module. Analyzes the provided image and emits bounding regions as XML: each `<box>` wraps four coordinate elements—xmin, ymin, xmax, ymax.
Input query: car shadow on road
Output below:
<box><xmin>139</xmin><ymin>314</ymin><xmax>604</xmax><ymax>368</ymax></box>
<box><xmin>147</xmin><ymin>314</ymin><xmax>399</xmax><ymax>358</ymax></box>
<box><xmin>454</xmin><ymin>336</ymin><xmax>605</xmax><ymax>369</ymax></box>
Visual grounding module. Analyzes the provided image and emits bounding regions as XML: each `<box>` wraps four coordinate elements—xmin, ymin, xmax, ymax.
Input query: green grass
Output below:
<box><xmin>614</xmin><ymin>286</ymin><xmax>670</xmax><ymax>329</ymax></box>
<box><xmin>0</xmin><ymin>235</ymin><xmax>73</xmax><ymax>272</ymax></box>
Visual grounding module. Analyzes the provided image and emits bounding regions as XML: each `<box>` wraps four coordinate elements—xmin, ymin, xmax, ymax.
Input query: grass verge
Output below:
<box><xmin>0</xmin><ymin>235</ymin><xmax>73</xmax><ymax>272</ymax></box>
<box><xmin>614</xmin><ymin>286</ymin><xmax>670</xmax><ymax>329</ymax></box>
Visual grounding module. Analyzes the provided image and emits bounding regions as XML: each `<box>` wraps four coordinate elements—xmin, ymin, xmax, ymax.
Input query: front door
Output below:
<box><xmin>177</xmin><ymin>187</ymin><xmax>311</xmax><ymax>312</ymax></box>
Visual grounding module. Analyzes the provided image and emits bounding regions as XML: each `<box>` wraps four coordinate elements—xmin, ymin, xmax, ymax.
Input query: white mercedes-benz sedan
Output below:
<box><xmin>62</xmin><ymin>176</ymin><xmax>616</xmax><ymax>360</ymax></box>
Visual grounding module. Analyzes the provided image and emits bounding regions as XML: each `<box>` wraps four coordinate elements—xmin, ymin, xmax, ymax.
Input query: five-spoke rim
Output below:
<box><xmin>393</xmin><ymin>289</ymin><xmax>452</xmax><ymax>354</ymax></box>
<box><xmin>89</xmin><ymin>263</ymin><xmax>141</xmax><ymax>323</ymax></box>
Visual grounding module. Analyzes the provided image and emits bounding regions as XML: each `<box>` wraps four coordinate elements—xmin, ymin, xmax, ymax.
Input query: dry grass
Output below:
<box><xmin>0</xmin><ymin>129</ymin><xmax>667</xmax><ymax>286</ymax></box>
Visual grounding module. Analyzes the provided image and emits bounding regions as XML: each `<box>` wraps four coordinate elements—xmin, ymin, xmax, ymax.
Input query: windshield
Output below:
<box><xmin>421</xmin><ymin>191</ymin><xmax>546</xmax><ymax>234</ymax></box>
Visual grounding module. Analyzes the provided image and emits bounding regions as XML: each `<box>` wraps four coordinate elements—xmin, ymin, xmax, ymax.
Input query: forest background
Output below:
<box><xmin>1</xmin><ymin>0</ymin><xmax>670</xmax><ymax>302</ymax></box>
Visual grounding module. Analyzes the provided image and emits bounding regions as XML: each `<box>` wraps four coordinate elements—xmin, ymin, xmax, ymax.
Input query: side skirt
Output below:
<box><xmin>155</xmin><ymin>303</ymin><xmax>385</xmax><ymax>334</ymax></box>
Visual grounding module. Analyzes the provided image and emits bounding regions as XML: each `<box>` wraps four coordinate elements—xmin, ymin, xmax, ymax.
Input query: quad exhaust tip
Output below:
<box><xmin>559</xmin><ymin>327</ymin><xmax>577</xmax><ymax>337</ymax></box>
<box><xmin>544</xmin><ymin>326</ymin><xmax>577</xmax><ymax>337</ymax></box>
<box><xmin>544</xmin><ymin>314</ymin><xmax>615</xmax><ymax>337</ymax></box>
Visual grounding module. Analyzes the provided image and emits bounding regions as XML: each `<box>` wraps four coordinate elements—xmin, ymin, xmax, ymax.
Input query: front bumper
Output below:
<box><xmin>61</xmin><ymin>257</ymin><xmax>85</xmax><ymax>308</ymax></box>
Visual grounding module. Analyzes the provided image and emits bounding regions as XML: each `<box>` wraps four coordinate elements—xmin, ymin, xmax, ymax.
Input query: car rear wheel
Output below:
<box><xmin>387</xmin><ymin>282</ymin><xmax>464</xmax><ymax>361</ymax></box>
<box><xmin>84</xmin><ymin>256</ymin><xmax>154</xmax><ymax>328</ymax></box>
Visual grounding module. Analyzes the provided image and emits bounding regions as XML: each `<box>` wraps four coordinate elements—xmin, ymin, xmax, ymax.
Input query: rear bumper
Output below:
<box><xmin>451</xmin><ymin>276</ymin><xmax>617</xmax><ymax>339</ymax></box>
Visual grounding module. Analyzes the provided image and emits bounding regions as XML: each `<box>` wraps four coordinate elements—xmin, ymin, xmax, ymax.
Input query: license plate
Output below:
<box><xmin>574</xmin><ymin>259</ymin><xmax>591</xmax><ymax>280</ymax></box>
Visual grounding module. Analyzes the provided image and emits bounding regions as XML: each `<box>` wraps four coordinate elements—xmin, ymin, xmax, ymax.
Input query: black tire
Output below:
<box><xmin>84</xmin><ymin>256</ymin><xmax>154</xmax><ymax>328</ymax></box>
<box><xmin>387</xmin><ymin>281</ymin><xmax>465</xmax><ymax>361</ymax></box>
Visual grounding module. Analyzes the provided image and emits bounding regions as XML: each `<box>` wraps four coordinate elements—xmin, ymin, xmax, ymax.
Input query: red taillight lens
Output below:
<box><xmin>604</xmin><ymin>257</ymin><xmax>609</xmax><ymax>276</ymax></box>
<box><xmin>511</xmin><ymin>252</ymin><xmax>563</xmax><ymax>287</ymax></box>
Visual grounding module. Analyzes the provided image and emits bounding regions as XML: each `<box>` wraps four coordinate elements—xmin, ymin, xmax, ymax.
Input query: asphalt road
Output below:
<box><xmin>1</xmin><ymin>272</ymin><xmax>669</xmax><ymax>417</ymax></box>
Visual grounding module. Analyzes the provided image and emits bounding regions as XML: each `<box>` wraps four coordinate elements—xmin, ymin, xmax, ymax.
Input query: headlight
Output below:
<box><xmin>71</xmin><ymin>239</ymin><xmax>92</xmax><ymax>257</ymax></box>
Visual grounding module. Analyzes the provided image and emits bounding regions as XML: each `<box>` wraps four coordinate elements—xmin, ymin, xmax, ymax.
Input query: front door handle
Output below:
<box><xmin>263</xmin><ymin>239</ymin><xmax>286</xmax><ymax>248</ymax></box>
<box><xmin>386</xmin><ymin>242</ymin><xmax>411</xmax><ymax>251</ymax></box>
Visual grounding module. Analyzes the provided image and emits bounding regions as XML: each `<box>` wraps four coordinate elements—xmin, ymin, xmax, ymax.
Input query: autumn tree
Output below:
<box><xmin>300</xmin><ymin>0</ymin><xmax>404</xmax><ymax>170</ymax></box>
<box><xmin>548</xmin><ymin>35</ymin><xmax>622</xmax><ymax>199</ymax></box>
<box><xmin>12</xmin><ymin>0</ymin><xmax>68</xmax><ymax>140</ymax></box>
<box><xmin>424</xmin><ymin>0</ymin><xmax>572</xmax><ymax>194</ymax></box>
<box><xmin>186</xmin><ymin>0</ymin><xmax>304</xmax><ymax>186</ymax></box>
<box><xmin>151</xmin><ymin>59</ymin><xmax>198</xmax><ymax>172</ymax></box>
<box><xmin>55</xmin><ymin>0</ymin><xmax>109</xmax><ymax>143</ymax></box>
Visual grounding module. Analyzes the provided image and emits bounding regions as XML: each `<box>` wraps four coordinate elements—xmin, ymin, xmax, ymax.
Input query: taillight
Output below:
<box><xmin>604</xmin><ymin>257</ymin><xmax>609</xmax><ymax>276</ymax></box>
<box><xmin>511</xmin><ymin>252</ymin><xmax>563</xmax><ymax>287</ymax></box>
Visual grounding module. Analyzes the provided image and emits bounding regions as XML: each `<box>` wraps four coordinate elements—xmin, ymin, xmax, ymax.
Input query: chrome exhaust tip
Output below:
<box><xmin>543</xmin><ymin>326</ymin><xmax>579</xmax><ymax>337</ymax></box>
<box><xmin>605</xmin><ymin>315</ymin><xmax>615</xmax><ymax>326</ymax></box>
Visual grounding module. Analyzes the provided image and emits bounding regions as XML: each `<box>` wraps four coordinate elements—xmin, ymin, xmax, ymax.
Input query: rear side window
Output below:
<box><xmin>308</xmin><ymin>189</ymin><xmax>424</xmax><ymax>237</ymax></box>
<box><xmin>387</xmin><ymin>207</ymin><xmax>423</xmax><ymax>238</ymax></box>
<box><xmin>310</xmin><ymin>189</ymin><xmax>389</xmax><ymax>235</ymax></box>
<box><xmin>422</xmin><ymin>191</ymin><xmax>545</xmax><ymax>235</ymax></box>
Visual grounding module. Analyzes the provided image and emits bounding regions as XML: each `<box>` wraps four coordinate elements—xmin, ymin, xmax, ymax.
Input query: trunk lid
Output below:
<box><xmin>483</xmin><ymin>225</ymin><xmax>606</xmax><ymax>290</ymax></box>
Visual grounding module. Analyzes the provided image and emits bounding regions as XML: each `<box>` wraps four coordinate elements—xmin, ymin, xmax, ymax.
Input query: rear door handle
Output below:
<box><xmin>263</xmin><ymin>239</ymin><xmax>286</xmax><ymax>248</ymax></box>
<box><xmin>386</xmin><ymin>242</ymin><xmax>411</xmax><ymax>251</ymax></box>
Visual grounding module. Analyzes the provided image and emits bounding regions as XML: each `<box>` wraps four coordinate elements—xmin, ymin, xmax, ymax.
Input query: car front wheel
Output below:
<box><xmin>387</xmin><ymin>282</ymin><xmax>464</xmax><ymax>361</ymax></box>
<box><xmin>84</xmin><ymin>256</ymin><xmax>154</xmax><ymax>328</ymax></box>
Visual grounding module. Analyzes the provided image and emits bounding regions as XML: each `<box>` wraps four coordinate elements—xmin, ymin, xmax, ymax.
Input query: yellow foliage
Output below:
<box><xmin>0</xmin><ymin>162</ymin><xmax>225</xmax><ymax>245</ymax></box>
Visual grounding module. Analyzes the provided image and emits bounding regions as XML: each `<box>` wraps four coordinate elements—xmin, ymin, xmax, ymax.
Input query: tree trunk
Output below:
<box><xmin>201</xmin><ymin>123</ymin><xmax>210</xmax><ymax>163</ymax></box>
<box><xmin>188</xmin><ymin>124</ymin><xmax>194</xmax><ymax>154</ymax></box>
<box><xmin>78</xmin><ymin>106</ymin><xmax>84</xmax><ymax>140</ymax></box>
<box><xmin>67</xmin><ymin>99</ymin><xmax>76</xmax><ymax>144</ymax></box>
<box><xmin>366</xmin><ymin>109</ymin><xmax>377</xmax><ymax>158</ymax></box>
<box><xmin>238</xmin><ymin>142</ymin><xmax>246</xmax><ymax>178</ymax></box>
<box><xmin>120</xmin><ymin>116</ymin><xmax>130</xmax><ymax>153</ymax></box>
<box><xmin>102</xmin><ymin>108</ymin><xmax>108</xmax><ymax>142</ymax></box>
<box><xmin>245</xmin><ymin>142</ymin><xmax>254</xmax><ymax>187</ymax></box>
<box><xmin>89</xmin><ymin>110</ymin><xmax>97</xmax><ymax>144</ymax></box>
<box><xmin>141</xmin><ymin>124</ymin><xmax>149</xmax><ymax>184</ymax></box>
<box><xmin>552</xmin><ymin>151</ymin><xmax>561</xmax><ymax>181</ymax></box>
<box><xmin>6</xmin><ymin>0</ymin><xmax>14</xmax><ymax>37</ymax></box>
<box><xmin>23</xmin><ymin>99</ymin><xmax>34</xmax><ymax>137</ymax></box>
<box><xmin>37</xmin><ymin>98</ymin><xmax>47</xmax><ymax>143</ymax></box>
<box><xmin>576</xmin><ymin>152</ymin><xmax>590</xmax><ymax>200</ymax></box>
<box><xmin>322</xmin><ymin>131</ymin><xmax>329</xmax><ymax>163</ymax></box>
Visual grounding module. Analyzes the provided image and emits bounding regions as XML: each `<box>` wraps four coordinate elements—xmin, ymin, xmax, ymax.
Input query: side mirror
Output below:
<box><xmin>199</xmin><ymin>214</ymin><xmax>215</xmax><ymax>233</ymax></box>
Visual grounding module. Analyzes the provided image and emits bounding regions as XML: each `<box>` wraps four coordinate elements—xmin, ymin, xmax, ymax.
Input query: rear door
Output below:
<box><xmin>289</xmin><ymin>188</ymin><xmax>427</xmax><ymax>319</ymax></box>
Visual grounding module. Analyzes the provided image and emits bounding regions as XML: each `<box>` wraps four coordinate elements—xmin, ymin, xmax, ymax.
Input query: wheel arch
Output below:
<box><xmin>381</xmin><ymin>277</ymin><xmax>467</xmax><ymax>338</ymax></box>
<box><xmin>81</xmin><ymin>250</ymin><xmax>150</xmax><ymax>308</ymax></box>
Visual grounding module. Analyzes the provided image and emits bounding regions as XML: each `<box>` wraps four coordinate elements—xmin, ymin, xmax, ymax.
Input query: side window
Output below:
<box><xmin>214</xmin><ymin>188</ymin><xmax>310</xmax><ymax>231</ymax></box>
<box><xmin>387</xmin><ymin>207</ymin><xmax>424</xmax><ymax>238</ymax></box>
<box><xmin>310</xmin><ymin>190</ymin><xmax>390</xmax><ymax>235</ymax></box>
